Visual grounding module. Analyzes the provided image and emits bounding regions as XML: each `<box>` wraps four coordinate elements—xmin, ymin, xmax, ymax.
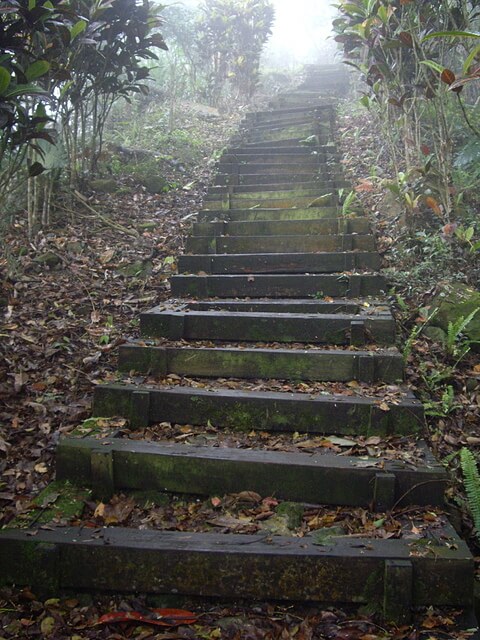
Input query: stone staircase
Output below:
<box><xmin>0</xmin><ymin>66</ymin><xmax>474</xmax><ymax>624</ymax></box>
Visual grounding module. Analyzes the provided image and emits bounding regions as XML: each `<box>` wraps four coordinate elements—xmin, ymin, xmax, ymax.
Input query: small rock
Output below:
<box><xmin>430</xmin><ymin>282</ymin><xmax>480</xmax><ymax>344</ymax></box>
<box><xmin>140</xmin><ymin>175</ymin><xmax>168</xmax><ymax>194</ymax></box>
<box><xmin>423</xmin><ymin>326</ymin><xmax>447</xmax><ymax>343</ymax></box>
<box><xmin>90</xmin><ymin>178</ymin><xmax>118</xmax><ymax>193</ymax></box>
<box><xmin>34</xmin><ymin>251</ymin><xmax>61</xmax><ymax>268</ymax></box>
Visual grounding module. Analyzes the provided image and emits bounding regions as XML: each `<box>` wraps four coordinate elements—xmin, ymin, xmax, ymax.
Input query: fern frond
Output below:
<box><xmin>447</xmin><ymin>308</ymin><xmax>480</xmax><ymax>348</ymax></box>
<box><xmin>460</xmin><ymin>447</ymin><xmax>480</xmax><ymax>539</ymax></box>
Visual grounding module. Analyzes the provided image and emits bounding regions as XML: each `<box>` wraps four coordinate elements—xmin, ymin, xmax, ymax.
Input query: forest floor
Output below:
<box><xmin>0</xmin><ymin>98</ymin><xmax>479</xmax><ymax>638</ymax></box>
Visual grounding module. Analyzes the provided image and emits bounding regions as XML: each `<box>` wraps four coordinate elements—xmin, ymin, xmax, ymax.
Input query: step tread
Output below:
<box><xmin>0</xmin><ymin>525</ymin><xmax>472</xmax><ymax>606</ymax></box>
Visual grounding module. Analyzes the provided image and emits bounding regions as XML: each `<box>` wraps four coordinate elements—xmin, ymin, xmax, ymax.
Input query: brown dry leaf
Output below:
<box><xmin>378</xmin><ymin>402</ymin><xmax>390</xmax><ymax>412</ymax></box>
<box><xmin>425</xmin><ymin>196</ymin><xmax>442</xmax><ymax>216</ymax></box>
<box><xmin>234</xmin><ymin>491</ymin><xmax>262</xmax><ymax>503</ymax></box>
<box><xmin>34</xmin><ymin>462</ymin><xmax>48</xmax><ymax>473</ymax></box>
<box><xmin>99</xmin><ymin>248</ymin><xmax>115</xmax><ymax>264</ymax></box>
<box><xmin>94</xmin><ymin>502</ymin><xmax>106</xmax><ymax>518</ymax></box>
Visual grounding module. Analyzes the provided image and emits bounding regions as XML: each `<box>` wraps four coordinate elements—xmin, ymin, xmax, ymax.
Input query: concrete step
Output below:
<box><xmin>192</xmin><ymin>217</ymin><xmax>370</xmax><ymax>235</ymax></box>
<box><xmin>204</xmin><ymin>192</ymin><xmax>337</xmax><ymax>210</ymax></box>
<box><xmin>0</xmin><ymin>525</ymin><xmax>472</xmax><ymax>619</ymax></box>
<box><xmin>139</xmin><ymin>304</ymin><xmax>394</xmax><ymax>346</ymax></box>
<box><xmin>56</xmin><ymin>436</ymin><xmax>446</xmax><ymax>509</ymax></box>
<box><xmin>93</xmin><ymin>380</ymin><xmax>424</xmax><ymax>435</ymax></box>
<box><xmin>186</xmin><ymin>234</ymin><xmax>375</xmax><ymax>254</ymax></box>
<box><xmin>214</xmin><ymin>172</ymin><xmax>345</xmax><ymax>186</ymax></box>
<box><xmin>176</xmin><ymin>252</ymin><xmax>382</xmax><ymax>274</ymax></box>
<box><xmin>197</xmin><ymin>208</ymin><xmax>341</xmax><ymax>222</ymax></box>
<box><xmin>207</xmin><ymin>179</ymin><xmax>349</xmax><ymax>193</ymax></box>
<box><xmin>170</xmin><ymin>273</ymin><xmax>386</xmax><ymax>298</ymax></box>
<box><xmin>118</xmin><ymin>343</ymin><xmax>403</xmax><ymax>383</ymax></box>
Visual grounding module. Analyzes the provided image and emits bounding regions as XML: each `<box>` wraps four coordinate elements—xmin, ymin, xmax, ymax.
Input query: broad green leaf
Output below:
<box><xmin>419</xmin><ymin>59</ymin><xmax>444</xmax><ymax>74</ymax></box>
<box><xmin>25</xmin><ymin>60</ymin><xmax>50</xmax><ymax>81</ymax></box>
<box><xmin>0</xmin><ymin>67</ymin><xmax>11</xmax><ymax>96</ymax></box>
<box><xmin>70</xmin><ymin>19</ymin><xmax>87</xmax><ymax>40</ymax></box>
<box><xmin>422</xmin><ymin>30</ymin><xmax>480</xmax><ymax>42</ymax></box>
<box><xmin>28</xmin><ymin>161</ymin><xmax>45</xmax><ymax>177</ymax></box>
<box><xmin>4</xmin><ymin>83</ymin><xmax>49</xmax><ymax>99</ymax></box>
<box><xmin>377</xmin><ymin>4</ymin><xmax>388</xmax><ymax>24</ymax></box>
<box><xmin>463</xmin><ymin>43</ymin><xmax>480</xmax><ymax>74</ymax></box>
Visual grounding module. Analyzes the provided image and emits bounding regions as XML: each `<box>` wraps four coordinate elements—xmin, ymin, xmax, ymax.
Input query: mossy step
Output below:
<box><xmin>208</xmin><ymin>180</ymin><xmax>349</xmax><ymax>194</ymax></box>
<box><xmin>192</xmin><ymin>217</ymin><xmax>369</xmax><ymax>236</ymax></box>
<box><xmin>139</xmin><ymin>307</ymin><xmax>394</xmax><ymax>345</ymax></box>
<box><xmin>93</xmin><ymin>382</ymin><xmax>423</xmax><ymax>436</ymax></box>
<box><xmin>186</xmin><ymin>234</ymin><xmax>375</xmax><ymax>254</ymax></box>
<box><xmin>56</xmin><ymin>437</ymin><xmax>446</xmax><ymax>509</ymax></box>
<box><xmin>169</xmin><ymin>299</ymin><xmax>379</xmax><ymax>313</ymax></box>
<box><xmin>204</xmin><ymin>194</ymin><xmax>337</xmax><ymax>211</ymax></box>
<box><xmin>220</xmin><ymin>151</ymin><xmax>341</xmax><ymax>164</ymax></box>
<box><xmin>177</xmin><ymin>252</ymin><xmax>382</xmax><ymax>275</ymax></box>
<box><xmin>0</xmin><ymin>525</ymin><xmax>472</xmax><ymax>619</ymax></box>
<box><xmin>214</xmin><ymin>172</ymin><xmax>345</xmax><ymax>186</ymax></box>
<box><xmin>250</xmin><ymin>129</ymin><xmax>328</xmax><ymax>144</ymax></box>
<box><xmin>217</xmin><ymin>156</ymin><xmax>330</xmax><ymax>171</ymax></box>
<box><xmin>118</xmin><ymin>343</ymin><xmax>403</xmax><ymax>383</ymax></box>
<box><xmin>244</xmin><ymin>103</ymin><xmax>335</xmax><ymax>120</ymax></box>
<box><xmin>222</xmin><ymin>144</ymin><xmax>340</xmax><ymax>157</ymax></box>
<box><xmin>197</xmin><ymin>208</ymin><xmax>339</xmax><ymax>222</ymax></box>
<box><xmin>243</xmin><ymin>114</ymin><xmax>333</xmax><ymax>129</ymax></box>
<box><xmin>243</xmin><ymin>138</ymin><xmax>332</xmax><ymax>149</ymax></box>
<box><xmin>204</xmin><ymin>187</ymin><xmax>334</xmax><ymax>202</ymax></box>
<box><xmin>169</xmin><ymin>273</ymin><xmax>386</xmax><ymax>298</ymax></box>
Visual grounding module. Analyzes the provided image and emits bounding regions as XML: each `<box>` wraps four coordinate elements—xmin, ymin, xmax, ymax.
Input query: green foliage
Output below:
<box><xmin>445</xmin><ymin>308</ymin><xmax>479</xmax><ymax>359</ymax></box>
<box><xmin>0</xmin><ymin>0</ymin><xmax>167</xmax><ymax>234</ymax></box>
<box><xmin>333</xmin><ymin>0</ymin><xmax>480</xmax><ymax>225</ymax></box>
<box><xmin>423</xmin><ymin>384</ymin><xmax>460</xmax><ymax>417</ymax></box>
<box><xmin>196</xmin><ymin>0</ymin><xmax>274</xmax><ymax>105</ymax></box>
<box><xmin>402</xmin><ymin>308</ymin><xmax>438</xmax><ymax>362</ymax></box>
<box><xmin>460</xmin><ymin>448</ymin><xmax>480</xmax><ymax>540</ymax></box>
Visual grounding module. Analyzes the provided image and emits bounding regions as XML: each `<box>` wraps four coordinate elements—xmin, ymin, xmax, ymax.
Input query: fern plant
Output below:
<box><xmin>460</xmin><ymin>448</ymin><xmax>480</xmax><ymax>541</ymax></box>
<box><xmin>446</xmin><ymin>308</ymin><xmax>479</xmax><ymax>360</ymax></box>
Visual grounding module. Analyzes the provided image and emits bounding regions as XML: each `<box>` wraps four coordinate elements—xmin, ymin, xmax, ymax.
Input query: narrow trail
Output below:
<box><xmin>0</xmin><ymin>65</ymin><xmax>475</xmax><ymax>625</ymax></box>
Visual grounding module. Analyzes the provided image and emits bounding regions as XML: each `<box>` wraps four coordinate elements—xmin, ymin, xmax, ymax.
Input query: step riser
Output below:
<box><xmin>177</xmin><ymin>253</ymin><xmax>381</xmax><ymax>274</ymax></box>
<box><xmin>219</xmin><ymin>150</ymin><xmax>342</xmax><ymax>160</ymax></box>
<box><xmin>93</xmin><ymin>384</ymin><xmax>424</xmax><ymax>436</ymax></box>
<box><xmin>208</xmin><ymin>181</ymin><xmax>349</xmax><ymax>193</ymax></box>
<box><xmin>186</xmin><ymin>235</ymin><xmax>375</xmax><ymax>253</ymax></box>
<box><xmin>0</xmin><ymin>528</ymin><xmax>472</xmax><ymax>611</ymax></box>
<box><xmin>218</xmin><ymin>163</ymin><xmax>328</xmax><ymax>175</ymax></box>
<box><xmin>204</xmin><ymin>185</ymin><xmax>335</xmax><ymax>203</ymax></box>
<box><xmin>139</xmin><ymin>311</ymin><xmax>395</xmax><ymax>345</ymax></box>
<box><xmin>204</xmin><ymin>195</ymin><xmax>336</xmax><ymax>210</ymax></box>
<box><xmin>118</xmin><ymin>345</ymin><xmax>404</xmax><ymax>383</ymax></box>
<box><xmin>177</xmin><ymin>300</ymin><xmax>369</xmax><ymax>313</ymax></box>
<box><xmin>224</xmin><ymin>147</ymin><xmax>340</xmax><ymax>159</ymax></box>
<box><xmin>56</xmin><ymin>438</ymin><xmax>446</xmax><ymax>508</ymax></box>
<box><xmin>214</xmin><ymin>173</ymin><xmax>345</xmax><ymax>186</ymax></box>
<box><xmin>197</xmin><ymin>209</ymin><xmax>339</xmax><ymax>222</ymax></box>
<box><xmin>192</xmin><ymin>219</ymin><xmax>370</xmax><ymax>236</ymax></box>
<box><xmin>170</xmin><ymin>274</ymin><xmax>386</xmax><ymax>298</ymax></box>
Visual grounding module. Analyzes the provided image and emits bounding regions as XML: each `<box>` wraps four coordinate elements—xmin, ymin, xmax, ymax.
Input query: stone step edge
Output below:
<box><xmin>117</xmin><ymin>343</ymin><xmax>404</xmax><ymax>384</ymax></box>
<box><xmin>169</xmin><ymin>273</ymin><xmax>386</xmax><ymax>299</ymax></box>
<box><xmin>139</xmin><ymin>308</ymin><xmax>394</xmax><ymax>346</ymax></box>
<box><xmin>93</xmin><ymin>381</ymin><xmax>423</xmax><ymax>436</ymax></box>
<box><xmin>176</xmin><ymin>252</ymin><xmax>381</xmax><ymax>275</ymax></box>
<box><xmin>56</xmin><ymin>435</ymin><xmax>446</xmax><ymax>509</ymax></box>
<box><xmin>0</xmin><ymin>525</ymin><xmax>473</xmax><ymax>621</ymax></box>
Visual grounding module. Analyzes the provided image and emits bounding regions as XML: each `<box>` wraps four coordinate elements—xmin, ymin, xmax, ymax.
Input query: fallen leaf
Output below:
<box><xmin>96</xmin><ymin>608</ymin><xmax>197</xmax><ymax>627</ymax></box>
